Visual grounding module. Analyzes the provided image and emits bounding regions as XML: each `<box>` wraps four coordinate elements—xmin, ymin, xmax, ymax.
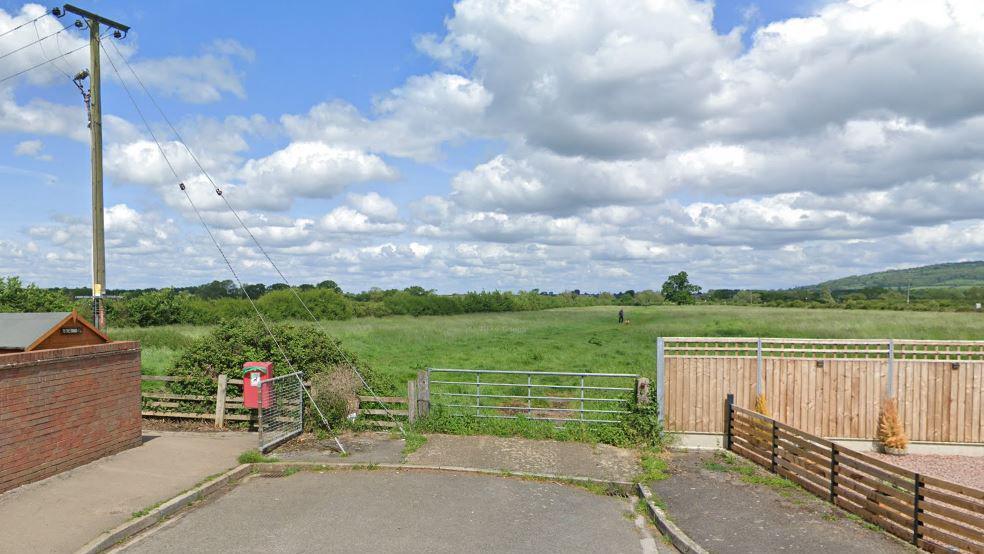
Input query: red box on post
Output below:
<box><xmin>242</xmin><ymin>362</ymin><xmax>274</xmax><ymax>409</ymax></box>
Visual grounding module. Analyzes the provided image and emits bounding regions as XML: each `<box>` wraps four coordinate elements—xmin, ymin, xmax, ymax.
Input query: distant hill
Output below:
<box><xmin>807</xmin><ymin>261</ymin><xmax>984</xmax><ymax>291</ymax></box>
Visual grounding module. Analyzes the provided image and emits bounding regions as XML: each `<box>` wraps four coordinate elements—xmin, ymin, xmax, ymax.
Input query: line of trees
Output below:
<box><xmin>704</xmin><ymin>285</ymin><xmax>984</xmax><ymax>311</ymax></box>
<box><xmin>0</xmin><ymin>276</ymin><xmax>668</xmax><ymax>327</ymax></box>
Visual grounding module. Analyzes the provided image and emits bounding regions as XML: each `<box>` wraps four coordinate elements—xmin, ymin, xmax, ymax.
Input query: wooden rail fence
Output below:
<box><xmin>726</xmin><ymin>395</ymin><xmax>984</xmax><ymax>553</ymax></box>
<box><xmin>658</xmin><ymin>337</ymin><xmax>984</xmax><ymax>443</ymax></box>
<box><xmin>140</xmin><ymin>375</ymin><xmax>412</xmax><ymax>429</ymax></box>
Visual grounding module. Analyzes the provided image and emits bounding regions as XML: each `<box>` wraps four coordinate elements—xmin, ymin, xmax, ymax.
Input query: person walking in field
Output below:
<box><xmin>618</xmin><ymin>308</ymin><xmax>624</xmax><ymax>324</ymax></box>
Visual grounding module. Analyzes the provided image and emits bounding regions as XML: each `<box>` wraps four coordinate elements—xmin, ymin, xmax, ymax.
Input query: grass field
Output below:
<box><xmin>109</xmin><ymin>305</ymin><xmax>984</xmax><ymax>384</ymax></box>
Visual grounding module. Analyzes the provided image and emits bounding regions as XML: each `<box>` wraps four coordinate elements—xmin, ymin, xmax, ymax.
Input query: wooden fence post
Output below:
<box><xmin>407</xmin><ymin>380</ymin><xmax>417</xmax><ymax>424</ymax></box>
<box><xmin>725</xmin><ymin>393</ymin><xmax>734</xmax><ymax>451</ymax></box>
<box><xmin>829</xmin><ymin>443</ymin><xmax>838</xmax><ymax>503</ymax></box>
<box><xmin>770</xmin><ymin>420</ymin><xmax>778</xmax><ymax>473</ymax></box>
<box><xmin>214</xmin><ymin>373</ymin><xmax>228</xmax><ymax>428</ymax></box>
<box><xmin>636</xmin><ymin>377</ymin><xmax>651</xmax><ymax>406</ymax></box>
<box><xmin>417</xmin><ymin>369</ymin><xmax>430</xmax><ymax>418</ymax></box>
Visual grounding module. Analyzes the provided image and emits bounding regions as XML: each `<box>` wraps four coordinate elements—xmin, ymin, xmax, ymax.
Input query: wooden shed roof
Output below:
<box><xmin>0</xmin><ymin>311</ymin><xmax>108</xmax><ymax>351</ymax></box>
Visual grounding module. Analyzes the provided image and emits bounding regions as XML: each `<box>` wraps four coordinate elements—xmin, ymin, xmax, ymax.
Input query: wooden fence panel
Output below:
<box><xmin>664</xmin><ymin>338</ymin><xmax>984</xmax><ymax>444</ymax></box>
<box><xmin>665</xmin><ymin>355</ymin><xmax>756</xmax><ymax>433</ymax></box>
<box><xmin>727</xmin><ymin>403</ymin><xmax>984</xmax><ymax>553</ymax></box>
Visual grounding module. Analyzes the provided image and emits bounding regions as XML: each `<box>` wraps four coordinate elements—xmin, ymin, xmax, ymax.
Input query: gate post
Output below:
<box><xmin>636</xmin><ymin>377</ymin><xmax>651</xmax><ymax>406</ymax></box>
<box><xmin>407</xmin><ymin>380</ymin><xmax>417</xmax><ymax>424</ymax></box>
<box><xmin>417</xmin><ymin>369</ymin><xmax>430</xmax><ymax>418</ymax></box>
<box><xmin>656</xmin><ymin>337</ymin><xmax>665</xmax><ymax>424</ymax></box>
<box><xmin>214</xmin><ymin>373</ymin><xmax>228</xmax><ymax>428</ymax></box>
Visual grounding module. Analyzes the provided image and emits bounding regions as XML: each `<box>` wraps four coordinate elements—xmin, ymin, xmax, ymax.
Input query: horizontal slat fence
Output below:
<box><xmin>727</xmin><ymin>399</ymin><xmax>984</xmax><ymax>553</ymax></box>
<box><xmin>663</xmin><ymin>338</ymin><xmax>984</xmax><ymax>443</ymax></box>
<box><xmin>140</xmin><ymin>375</ymin><xmax>412</xmax><ymax>429</ymax></box>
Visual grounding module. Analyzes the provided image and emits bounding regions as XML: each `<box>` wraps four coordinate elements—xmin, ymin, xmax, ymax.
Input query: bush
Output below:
<box><xmin>618</xmin><ymin>384</ymin><xmax>664</xmax><ymax>447</ymax></box>
<box><xmin>311</xmin><ymin>388</ymin><xmax>350</xmax><ymax>429</ymax></box>
<box><xmin>168</xmin><ymin>319</ymin><xmax>386</xmax><ymax>414</ymax></box>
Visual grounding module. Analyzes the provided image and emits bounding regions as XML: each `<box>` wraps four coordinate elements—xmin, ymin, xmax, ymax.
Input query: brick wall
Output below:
<box><xmin>0</xmin><ymin>342</ymin><xmax>142</xmax><ymax>494</ymax></box>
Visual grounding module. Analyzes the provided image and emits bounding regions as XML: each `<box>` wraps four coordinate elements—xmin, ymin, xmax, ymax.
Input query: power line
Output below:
<box><xmin>35</xmin><ymin>19</ymin><xmax>75</xmax><ymax>80</ymax></box>
<box><xmin>0</xmin><ymin>11</ymin><xmax>50</xmax><ymax>42</ymax></box>
<box><xmin>0</xmin><ymin>24</ymin><xmax>73</xmax><ymax>63</ymax></box>
<box><xmin>100</xmin><ymin>42</ymin><xmax>347</xmax><ymax>452</ymax></box>
<box><xmin>105</xmin><ymin>39</ymin><xmax>407</xmax><ymax>435</ymax></box>
<box><xmin>0</xmin><ymin>36</ymin><xmax>96</xmax><ymax>84</ymax></box>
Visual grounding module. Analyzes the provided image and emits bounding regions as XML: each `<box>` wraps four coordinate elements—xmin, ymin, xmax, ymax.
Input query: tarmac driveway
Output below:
<box><xmin>120</xmin><ymin>469</ymin><xmax>651</xmax><ymax>554</ymax></box>
<box><xmin>0</xmin><ymin>430</ymin><xmax>254</xmax><ymax>553</ymax></box>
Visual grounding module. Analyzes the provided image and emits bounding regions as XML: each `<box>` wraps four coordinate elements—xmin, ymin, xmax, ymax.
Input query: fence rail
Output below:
<box><xmin>658</xmin><ymin>337</ymin><xmax>984</xmax><ymax>444</ymax></box>
<box><xmin>425</xmin><ymin>368</ymin><xmax>639</xmax><ymax>424</ymax></box>
<box><xmin>140</xmin><ymin>374</ymin><xmax>412</xmax><ymax>430</ymax></box>
<box><xmin>726</xmin><ymin>396</ymin><xmax>984</xmax><ymax>553</ymax></box>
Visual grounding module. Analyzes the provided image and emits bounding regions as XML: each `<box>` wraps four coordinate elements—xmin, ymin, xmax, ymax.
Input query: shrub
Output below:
<box><xmin>168</xmin><ymin>319</ymin><xmax>388</xmax><ymax>425</ymax></box>
<box><xmin>311</xmin><ymin>388</ymin><xmax>350</xmax><ymax>429</ymax></box>
<box><xmin>877</xmin><ymin>398</ymin><xmax>908</xmax><ymax>450</ymax></box>
<box><xmin>618</xmin><ymin>385</ymin><xmax>664</xmax><ymax>447</ymax></box>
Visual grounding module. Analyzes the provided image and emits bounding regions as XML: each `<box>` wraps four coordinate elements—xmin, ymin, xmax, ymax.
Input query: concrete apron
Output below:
<box><xmin>94</xmin><ymin>463</ymin><xmax>691</xmax><ymax>554</ymax></box>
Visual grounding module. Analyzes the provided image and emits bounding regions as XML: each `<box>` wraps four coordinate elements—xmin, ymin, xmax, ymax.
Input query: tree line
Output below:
<box><xmin>4</xmin><ymin>270</ymin><xmax>980</xmax><ymax>328</ymax></box>
<box><xmin>0</xmin><ymin>276</ymin><xmax>667</xmax><ymax>327</ymax></box>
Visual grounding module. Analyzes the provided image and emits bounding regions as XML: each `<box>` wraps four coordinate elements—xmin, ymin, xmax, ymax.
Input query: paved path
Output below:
<box><xmin>279</xmin><ymin>432</ymin><xmax>640</xmax><ymax>482</ymax></box>
<box><xmin>409</xmin><ymin>434</ymin><xmax>640</xmax><ymax>481</ymax></box>
<box><xmin>648</xmin><ymin>451</ymin><xmax>915</xmax><ymax>554</ymax></box>
<box><xmin>120</xmin><ymin>469</ymin><xmax>651</xmax><ymax>553</ymax></box>
<box><xmin>0</xmin><ymin>430</ymin><xmax>254</xmax><ymax>553</ymax></box>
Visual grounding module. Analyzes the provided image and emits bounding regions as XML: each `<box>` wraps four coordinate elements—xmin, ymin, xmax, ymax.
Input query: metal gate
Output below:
<box><xmin>427</xmin><ymin>368</ymin><xmax>638</xmax><ymax>424</ymax></box>
<box><xmin>259</xmin><ymin>372</ymin><xmax>304</xmax><ymax>452</ymax></box>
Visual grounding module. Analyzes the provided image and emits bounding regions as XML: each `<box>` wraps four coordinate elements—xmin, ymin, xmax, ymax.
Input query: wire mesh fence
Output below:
<box><xmin>259</xmin><ymin>372</ymin><xmax>304</xmax><ymax>452</ymax></box>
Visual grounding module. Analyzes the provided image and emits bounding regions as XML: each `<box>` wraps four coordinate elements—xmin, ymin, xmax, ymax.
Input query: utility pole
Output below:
<box><xmin>61</xmin><ymin>4</ymin><xmax>128</xmax><ymax>330</ymax></box>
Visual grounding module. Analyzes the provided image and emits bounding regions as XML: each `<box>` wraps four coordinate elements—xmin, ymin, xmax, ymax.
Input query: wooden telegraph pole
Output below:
<box><xmin>62</xmin><ymin>4</ymin><xmax>129</xmax><ymax>330</ymax></box>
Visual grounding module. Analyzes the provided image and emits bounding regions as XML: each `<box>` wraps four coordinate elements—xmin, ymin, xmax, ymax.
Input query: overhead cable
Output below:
<box><xmin>101</xmin><ymin>42</ymin><xmax>347</xmax><ymax>452</ymax></box>
<box><xmin>106</xmin><ymin>39</ymin><xmax>407</xmax><ymax>435</ymax></box>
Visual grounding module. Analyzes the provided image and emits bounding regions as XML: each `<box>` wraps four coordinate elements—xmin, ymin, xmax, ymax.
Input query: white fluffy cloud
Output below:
<box><xmin>6</xmin><ymin>0</ymin><xmax>984</xmax><ymax>292</ymax></box>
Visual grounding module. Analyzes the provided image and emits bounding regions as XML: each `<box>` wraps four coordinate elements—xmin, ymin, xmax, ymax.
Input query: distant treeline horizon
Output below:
<box><xmin>2</xmin><ymin>275</ymin><xmax>982</xmax><ymax>328</ymax></box>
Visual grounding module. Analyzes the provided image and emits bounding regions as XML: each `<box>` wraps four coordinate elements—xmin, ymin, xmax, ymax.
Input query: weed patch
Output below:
<box><xmin>238</xmin><ymin>450</ymin><xmax>278</xmax><ymax>464</ymax></box>
<box><xmin>636</xmin><ymin>450</ymin><xmax>669</xmax><ymax>482</ymax></box>
<box><xmin>401</xmin><ymin>431</ymin><xmax>427</xmax><ymax>457</ymax></box>
<box><xmin>846</xmin><ymin>513</ymin><xmax>882</xmax><ymax>532</ymax></box>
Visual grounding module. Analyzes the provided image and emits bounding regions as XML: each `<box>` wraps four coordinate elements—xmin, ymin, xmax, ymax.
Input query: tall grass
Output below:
<box><xmin>109</xmin><ymin>305</ymin><xmax>984</xmax><ymax>381</ymax></box>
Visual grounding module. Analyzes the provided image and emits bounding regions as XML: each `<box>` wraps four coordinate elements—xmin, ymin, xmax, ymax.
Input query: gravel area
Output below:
<box><xmin>865</xmin><ymin>453</ymin><xmax>984</xmax><ymax>491</ymax></box>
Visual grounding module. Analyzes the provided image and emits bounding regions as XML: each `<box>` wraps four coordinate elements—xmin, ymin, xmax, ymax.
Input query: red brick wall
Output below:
<box><xmin>0</xmin><ymin>342</ymin><xmax>142</xmax><ymax>494</ymax></box>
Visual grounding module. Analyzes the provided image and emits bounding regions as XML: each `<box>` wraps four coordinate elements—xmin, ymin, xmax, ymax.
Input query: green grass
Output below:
<box><xmin>109</xmin><ymin>304</ymin><xmax>984</xmax><ymax>381</ymax></box>
<box><xmin>237</xmin><ymin>450</ymin><xmax>278</xmax><ymax>464</ymax></box>
<box><xmin>702</xmin><ymin>450</ymin><xmax>800</xmax><ymax>493</ymax></box>
<box><xmin>400</xmin><ymin>431</ymin><xmax>427</xmax><ymax>458</ymax></box>
<box><xmin>846</xmin><ymin>513</ymin><xmax>882</xmax><ymax>532</ymax></box>
<box><xmin>637</xmin><ymin>450</ymin><xmax>669</xmax><ymax>482</ymax></box>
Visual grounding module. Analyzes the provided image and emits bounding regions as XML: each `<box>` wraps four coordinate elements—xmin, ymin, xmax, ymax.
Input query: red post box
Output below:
<box><xmin>242</xmin><ymin>362</ymin><xmax>274</xmax><ymax>409</ymax></box>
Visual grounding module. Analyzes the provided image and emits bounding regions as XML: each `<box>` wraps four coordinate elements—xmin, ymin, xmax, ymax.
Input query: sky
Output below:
<box><xmin>1</xmin><ymin>0</ymin><xmax>983</xmax><ymax>294</ymax></box>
